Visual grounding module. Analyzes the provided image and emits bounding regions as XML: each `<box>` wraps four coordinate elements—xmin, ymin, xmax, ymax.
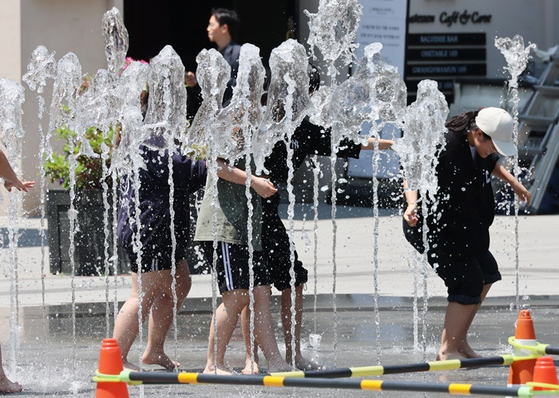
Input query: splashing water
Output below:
<box><xmin>305</xmin><ymin>0</ymin><xmax>362</xmax><ymax>76</ymax></box>
<box><xmin>22</xmin><ymin>45</ymin><xmax>57</xmax><ymax>331</ymax></box>
<box><xmin>253</xmin><ymin>39</ymin><xmax>313</xmax><ymax>174</ymax></box>
<box><xmin>0</xmin><ymin>80</ymin><xmax>26</xmax><ymax>141</ymax></box>
<box><xmin>211</xmin><ymin>43</ymin><xmax>266</xmax><ymax>163</ymax></box>
<box><xmin>144</xmin><ymin>45</ymin><xmax>187</xmax><ymax>144</ymax></box>
<box><xmin>185</xmin><ymin>49</ymin><xmax>231</xmax><ymax>154</ymax></box>
<box><xmin>495</xmin><ymin>35</ymin><xmax>536</xmax><ymax>90</ymax></box>
<box><xmin>495</xmin><ymin>35</ymin><xmax>535</xmax><ymax>310</ymax></box>
<box><xmin>22</xmin><ymin>46</ymin><xmax>57</xmax><ymax>95</ymax></box>
<box><xmin>392</xmin><ymin>79</ymin><xmax>449</xmax><ymax>354</ymax></box>
<box><xmin>0</xmin><ymin>78</ymin><xmax>26</xmax><ymax>372</ymax></box>
<box><xmin>110</xmin><ymin>60</ymin><xmax>150</xmax><ymax>174</ymax></box>
<box><xmin>101</xmin><ymin>7</ymin><xmax>129</xmax><ymax>75</ymax></box>
<box><xmin>393</xmin><ymin>80</ymin><xmax>448</xmax><ymax>194</ymax></box>
<box><xmin>327</xmin><ymin>42</ymin><xmax>407</xmax><ymax>147</ymax></box>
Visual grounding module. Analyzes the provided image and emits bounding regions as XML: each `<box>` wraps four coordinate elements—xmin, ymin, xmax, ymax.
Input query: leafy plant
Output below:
<box><xmin>43</xmin><ymin>126</ymin><xmax>116</xmax><ymax>190</ymax></box>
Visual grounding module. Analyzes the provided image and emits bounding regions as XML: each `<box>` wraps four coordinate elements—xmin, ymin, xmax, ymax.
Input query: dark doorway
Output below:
<box><xmin>123</xmin><ymin>0</ymin><xmax>298</xmax><ymax>72</ymax></box>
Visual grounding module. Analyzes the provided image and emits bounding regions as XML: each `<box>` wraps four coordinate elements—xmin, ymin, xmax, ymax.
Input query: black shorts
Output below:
<box><xmin>429</xmin><ymin>250</ymin><xmax>501</xmax><ymax>305</ymax></box>
<box><xmin>262</xmin><ymin>196</ymin><xmax>308</xmax><ymax>291</ymax></box>
<box><xmin>201</xmin><ymin>241</ymin><xmax>271</xmax><ymax>294</ymax></box>
<box><xmin>265</xmin><ymin>241</ymin><xmax>308</xmax><ymax>291</ymax></box>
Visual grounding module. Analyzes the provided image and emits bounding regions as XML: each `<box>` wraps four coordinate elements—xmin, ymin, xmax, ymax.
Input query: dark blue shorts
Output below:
<box><xmin>127</xmin><ymin>244</ymin><xmax>187</xmax><ymax>274</ymax></box>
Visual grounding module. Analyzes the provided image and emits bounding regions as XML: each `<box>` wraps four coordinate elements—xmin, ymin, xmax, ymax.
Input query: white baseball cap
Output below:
<box><xmin>475</xmin><ymin>107</ymin><xmax>517</xmax><ymax>156</ymax></box>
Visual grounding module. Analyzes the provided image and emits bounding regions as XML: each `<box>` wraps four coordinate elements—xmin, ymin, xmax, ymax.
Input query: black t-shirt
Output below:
<box><xmin>427</xmin><ymin>129</ymin><xmax>498</xmax><ymax>257</ymax></box>
<box><xmin>263</xmin><ymin>117</ymin><xmax>362</xmax><ymax>186</ymax></box>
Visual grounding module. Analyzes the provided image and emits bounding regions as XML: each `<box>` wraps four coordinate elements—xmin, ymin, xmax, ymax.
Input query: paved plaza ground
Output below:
<box><xmin>0</xmin><ymin>205</ymin><xmax>557</xmax><ymax>397</ymax></box>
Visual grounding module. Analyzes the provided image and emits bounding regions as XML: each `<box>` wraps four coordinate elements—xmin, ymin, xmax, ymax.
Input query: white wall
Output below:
<box><xmin>0</xmin><ymin>0</ymin><xmax>21</xmax><ymax>82</ymax></box>
<box><xmin>0</xmin><ymin>1</ymin><xmax>23</xmax><ymax>210</ymax></box>
<box><xmin>16</xmin><ymin>0</ymin><xmax>123</xmax><ymax>215</ymax></box>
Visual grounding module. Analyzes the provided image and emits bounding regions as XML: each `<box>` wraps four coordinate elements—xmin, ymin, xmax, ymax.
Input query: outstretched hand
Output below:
<box><xmin>512</xmin><ymin>182</ymin><xmax>531</xmax><ymax>206</ymax></box>
<box><xmin>4</xmin><ymin>179</ymin><xmax>35</xmax><ymax>192</ymax></box>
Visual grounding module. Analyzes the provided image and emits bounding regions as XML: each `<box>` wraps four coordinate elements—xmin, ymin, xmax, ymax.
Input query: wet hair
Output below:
<box><xmin>308</xmin><ymin>63</ymin><xmax>320</xmax><ymax>93</ymax></box>
<box><xmin>445</xmin><ymin>109</ymin><xmax>491</xmax><ymax>140</ymax></box>
<box><xmin>260</xmin><ymin>63</ymin><xmax>321</xmax><ymax>106</ymax></box>
<box><xmin>211</xmin><ymin>8</ymin><xmax>240</xmax><ymax>40</ymax></box>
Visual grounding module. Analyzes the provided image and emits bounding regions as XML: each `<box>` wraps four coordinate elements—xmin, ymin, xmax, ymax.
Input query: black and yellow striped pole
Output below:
<box><xmin>509</xmin><ymin>337</ymin><xmax>559</xmax><ymax>356</ymax></box>
<box><xmin>539</xmin><ymin>346</ymin><xmax>559</xmax><ymax>356</ymax></box>
<box><xmin>270</xmin><ymin>354</ymin><xmax>534</xmax><ymax>378</ymax></box>
<box><xmin>93</xmin><ymin>370</ymin><xmax>540</xmax><ymax>397</ymax></box>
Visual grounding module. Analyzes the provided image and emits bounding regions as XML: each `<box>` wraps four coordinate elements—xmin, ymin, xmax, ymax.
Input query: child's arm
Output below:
<box><xmin>0</xmin><ymin>149</ymin><xmax>34</xmax><ymax>192</ymax></box>
<box><xmin>403</xmin><ymin>179</ymin><xmax>419</xmax><ymax>227</ymax></box>
<box><xmin>492</xmin><ymin>163</ymin><xmax>531</xmax><ymax>205</ymax></box>
<box><xmin>360</xmin><ymin>138</ymin><xmax>394</xmax><ymax>151</ymax></box>
<box><xmin>216</xmin><ymin>158</ymin><xmax>277</xmax><ymax>199</ymax></box>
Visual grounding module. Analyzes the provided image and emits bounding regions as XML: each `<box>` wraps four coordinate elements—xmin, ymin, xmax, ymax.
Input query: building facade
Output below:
<box><xmin>0</xmin><ymin>0</ymin><xmax>558</xmax><ymax>214</ymax></box>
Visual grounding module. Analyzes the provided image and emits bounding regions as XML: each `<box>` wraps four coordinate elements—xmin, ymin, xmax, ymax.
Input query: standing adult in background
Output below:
<box><xmin>403</xmin><ymin>107</ymin><xmax>531</xmax><ymax>360</ymax></box>
<box><xmin>185</xmin><ymin>7</ymin><xmax>241</xmax><ymax>119</ymax></box>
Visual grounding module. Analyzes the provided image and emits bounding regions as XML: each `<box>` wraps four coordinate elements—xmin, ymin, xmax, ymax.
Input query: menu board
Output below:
<box><xmin>349</xmin><ymin>0</ymin><xmax>408</xmax><ymax>178</ymax></box>
<box><xmin>355</xmin><ymin>0</ymin><xmax>408</xmax><ymax>75</ymax></box>
<box><xmin>405</xmin><ymin>33</ymin><xmax>487</xmax><ymax>102</ymax></box>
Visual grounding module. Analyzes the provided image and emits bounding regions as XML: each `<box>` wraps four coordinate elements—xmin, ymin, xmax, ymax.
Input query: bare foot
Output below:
<box><xmin>203</xmin><ymin>364</ymin><xmax>233</xmax><ymax>375</ymax></box>
<box><xmin>436</xmin><ymin>350</ymin><xmax>467</xmax><ymax>361</ymax></box>
<box><xmin>0</xmin><ymin>375</ymin><xmax>23</xmax><ymax>394</ymax></box>
<box><xmin>266</xmin><ymin>359</ymin><xmax>292</xmax><ymax>373</ymax></box>
<box><xmin>242</xmin><ymin>357</ymin><xmax>260</xmax><ymax>374</ymax></box>
<box><xmin>458</xmin><ymin>343</ymin><xmax>482</xmax><ymax>359</ymax></box>
<box><xmin>295</xmin><ymin>356</ymin><xmax>322</xmax><ymax>371</ymax></box>
<box><xmin>122</xmin><ymin>359</ymin><xmax>143</xmax><ymax>372</ymax></box>
<box><xmin>142</xmin><ymin>352</ymin><xmax>180</xmax><ymax>371</ymax></box>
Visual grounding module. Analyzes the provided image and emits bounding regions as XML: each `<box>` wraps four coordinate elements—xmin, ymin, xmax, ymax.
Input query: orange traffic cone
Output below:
<box><xmin>508</xmin><ymin>310</ymin><xmax>537</xmax><ymax>386</ymax></box>
<box><xmin>95</xmin><ymin>338</ymin><xmax>129</xmax><ymax>398</ymax></box>
<box><xmin>532</xmin><ymin>356</ymin><xmax>559</xmax><ymax>392</ymax></box>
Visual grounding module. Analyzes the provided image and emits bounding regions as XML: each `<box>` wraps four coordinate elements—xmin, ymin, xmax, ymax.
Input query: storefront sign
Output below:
<box><xmin>408</xmin><ymin>10</ymin><xmax>492</xmax><ymax>26</ymax></box>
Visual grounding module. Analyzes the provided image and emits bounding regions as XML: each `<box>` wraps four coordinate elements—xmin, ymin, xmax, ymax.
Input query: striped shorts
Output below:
<box><xmin>201</xmin><ymin>241</ymin><xmax>271</xmax><ymax>294</ymax></box>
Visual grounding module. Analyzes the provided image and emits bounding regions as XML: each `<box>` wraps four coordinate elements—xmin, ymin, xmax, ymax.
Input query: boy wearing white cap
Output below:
<box><xmin>403</xmin><ymin>107</ymin><xmax>531</xmax><ymax>360</ymax></box>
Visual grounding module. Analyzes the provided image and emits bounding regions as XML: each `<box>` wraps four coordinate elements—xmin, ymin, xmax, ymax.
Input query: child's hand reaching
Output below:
<box><xmin>4</xmin><ymin>178</ymin><xmax>35</xmax><ymax>192</ymax></box>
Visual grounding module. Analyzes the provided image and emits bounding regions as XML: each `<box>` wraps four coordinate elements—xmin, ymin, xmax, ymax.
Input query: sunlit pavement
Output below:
<box><xmin>0</xmin><ymin>208</ymin><xmax>557</xmax><ymax>397</ymax></box>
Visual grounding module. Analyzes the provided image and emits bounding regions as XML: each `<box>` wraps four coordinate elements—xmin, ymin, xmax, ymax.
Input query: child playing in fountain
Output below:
<box><xmin>205</xmin><ymin>65</ymin><xmax>394</xmax><ymax>373</ymax></box>
<box><xmin>0</xmin><ymin>147</ymin><xmax>34</xmax><ymax>393</ymax></box>
<box><xmin>113</xmin><ymin>81</ymin><xmax>207</xmax><ymax>371</ymax></box>
<box><xmin>403</xmin><ymin>107</ymin><xmax>531</xmax><ymax>360</ymax></box>
<box><xmin>195</xmin><ymin>155</ymin><xmax>293</xmax><ymax>374</ymax></box>
<box><xmin>113</xmin><ymin>137</ymin><xmax>206</xmax><ymax>371</ymax></box>
<box><xmin>217</xmin><ymin>115</ymin><xmax>393</xmax><ymax>373</ymax></box>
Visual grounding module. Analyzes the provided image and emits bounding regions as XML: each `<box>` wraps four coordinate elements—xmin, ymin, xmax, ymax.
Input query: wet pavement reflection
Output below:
<box><xmin>5</xmin><ymin>296</ymin><xmax>558</xmax><ymax>397</ymax></box>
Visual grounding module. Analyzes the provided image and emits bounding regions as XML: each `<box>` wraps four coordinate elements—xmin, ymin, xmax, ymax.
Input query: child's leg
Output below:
<box><xmin>204</xmin><ymin>289</ymin><xmax>249</xmax><ymax>374</ymax></box>
<box><xmin>438</xmin><ymin>301</ymin><xmax>479</xmax><ymax>360</ymax></box>
<box><xmin>252</xmin><ymin>285</ymin><xmax>291</xmax><ymax>372</ymax></box>
<box><xmin>143</xmin><ymin>259</ymin><xmax>192</xmax><ymax>370</ymax></box>
<box><xmin>281</xmin><ymin>284</ymin><xmax>321</xmax><ymax>370</ymax></box>
<box><xmin>0</xmin><ymin>345</ymin><xmax>22</xmax><ymax>393</ymax></box>
<box><xmin>241</xmin><ymin>306</ymin><xmax>260</xmax><ymax>374</ymax></box>
<box><xmin>455</xmin><ymin>283</ymin><xmax>492</xmax><ymax>359</ymax></box>
<box><xmin>112</xmin><ymin>271</ymin><xmax>158</xmax><ymax>370</ymax></box>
